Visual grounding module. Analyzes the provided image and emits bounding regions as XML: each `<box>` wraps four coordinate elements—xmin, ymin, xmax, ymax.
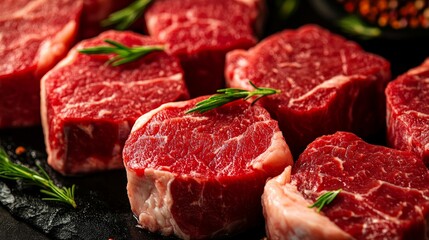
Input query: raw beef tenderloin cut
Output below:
<box><xmin>226</xmin><ymin>25</ymin><xmax>390</xmax><ymax>157</ymax></box>
<box><xmin>145</xmin><ymin>0</ymin><xmax>264</xmax><ymax>97</ymax></box>
<box><xmin>263</xmin><ymin>131</ymin><xmax>429</xmax><ymax>240</ymax></box>
<box><xmin>79</xmin><ymin>0</ymin><xmax>133</xmax><ymax>39</ymax></box>
<box><xmin>386</xmin><ymin>58</ymin><xmax>429</xmax><ymax>166</ymax></box>
<box><xmin>262</xmin><ymin>167</ymin><xmax>352</xmax><ymax>240</ymax></box>
<box><xmin>0</xmin><ymin>0</ymin><xmax>83</xmax><ymax>128</ymax></box>
<box><xmin>41</xmin><ymin>30</ymin><xmax>189</xmax><ymax>175</ymax></box>
<box><xmin>123</xmin><ymin>98</ymin><xmax>293</xmax><ymax>239</ymax></box>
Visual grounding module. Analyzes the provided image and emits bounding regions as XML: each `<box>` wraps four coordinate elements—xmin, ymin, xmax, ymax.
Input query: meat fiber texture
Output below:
<box><xmin>145</xmin><ymin>0</ymin><xmax>265</xmax><ymax>97</ymax></box>
<box><xmin>79</xmin><ymin>0</ymin><xmax>133</xmax><ymax>39</ymax></box>
<box><xmin>41</xmin><ymin>30</ymin><xmax>189</xmax><ymax>175</ymax></box>
<box><xmin>226</xmin><ymin>25</ymin><xmax>391</xmax><ymax>157</ymax></box>
<box><xmin>0</xmin><ymin>0</ymin><xmax>83</xmax><ymax>128</ymax></box>
<box><xmin>386</xmin><ymin>58</ymin><xmax>429</xmax><ymax>166</ymax></box>
<box><xmin>262</xmin><ymin>131</ymin><xmax>429</xmax><ymax>240</ymax></box>
<box><xmin>123</xmin><ymin>98</ymin><xmax>293</xmax><ymax>239</ymax></box>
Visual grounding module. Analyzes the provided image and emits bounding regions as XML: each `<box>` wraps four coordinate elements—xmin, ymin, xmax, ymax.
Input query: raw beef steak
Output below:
<box><xmin>0</xmin><ymin>0</ymin><xmax>83</xmax><ymax>128</ymax></box>
<box><xmin>226</xmin><ymin>25</ymin><xmax>390</xmax><ymax>156</ymax></box>
<box><xmin>386</xmin><ymin>58</ymin><xmax>429</xmax><ymax>166</ymax></box>
<box><xmin>145</xmin><ymin>0</ymin><xmax>264</xmax><ymax>97</ymax></box>
<box><xmin>123</xmin><ymin>98</ymin><xmax>293</xmax><ymax>239</ymax></box>
<box><xmin>263</xmin><ymin>131</ymin><xmax>429</xmax><ymax>240</ymax></box>
<box><xmin>262</xmin><ymin>167</ymin><xmax>352</xmax><ymax>240</ymax></box>
<box><xmin>41</xmin><ymin>30</ymin><xmax>189</xmax><ymax>175</ymax></box>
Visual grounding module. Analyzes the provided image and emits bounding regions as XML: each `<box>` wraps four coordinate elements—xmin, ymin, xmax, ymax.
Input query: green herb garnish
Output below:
<box><xmin>186</xmin><ymin>81</ymin><xmax>280</xmax><ymax>114</ymax></box>
<box><xmin>309</xmin><ymin>189</ymin><xmax>342</xmax><ymax>212</ymax></box>
<box><xmin>78</xmin><ymin>39</ymin><xmax>164</xmax><ymax>66</ymax></box>
<box><xmin>338</xmin><ymin>15</ymin><xmax>381</xmax><ymax>39</ymax></box>
<box><xmin>101</xmin><ymin>0</ymin><xmax>152</xmax><ymax>30</ymax></box>
<box><xmin>0</xmin><ymin>147</ymin><xmax>77</xmax><ymax>208</ymax></box>
<box><xmin>276</xmin><ymin>0</ymin><xmax>299</xmax><ymax>20</ymax></box>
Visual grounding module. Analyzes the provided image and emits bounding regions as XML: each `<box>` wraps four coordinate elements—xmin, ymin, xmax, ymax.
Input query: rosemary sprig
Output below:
<box><xmin>0</xmin><ymin>148</ymin><xmax>77</xmax><ymax>208</ymax></box>
<box><xmin>276</xmin><ymin>0</ymin><xmax>299</xmax><ymax>20</ymax></box>
<box><xmin>101</xmin><ymin>0</ymin><xmax>152</xmax><ymax>30</ymax></box>
<box><xmin>309</xmin><ymin>189</ymin><xmax>342</xmax><ymax>212</ymax></box>
<box><xmin>78</xmin><ymin>39</ymin><xmax>164</xmax><ymax>66</ymax></box>
<box><xmin>186</xmin><ymin>81</ymin><xmax>281</xmax><ymax>114</ymax></box>
<box><xmin>338</xmin><ymin>15</ymin><xmax>381</xmax><ymax>39</ymax></box>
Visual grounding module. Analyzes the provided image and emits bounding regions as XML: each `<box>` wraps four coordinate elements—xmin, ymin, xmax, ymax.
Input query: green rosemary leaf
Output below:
<box><xmin>0</xmin><ymin>147</ymin><xmax>77</xmax><ymax>208</ymax></box>
<box><xmin>101</xmin><ymin>0</ymin><xmax>153</xmax><ymax>30</ymax></box>
<box><xmin>78</xmin><ymin>39</ymin><xmax>164</xmax><ymax>66</ymax></box>
<box><xmin>186</xmin><ymin>81</ymin><xmax>281</xmax><ymax>114</ymax></box>
<box><xmin>309</xmin><ymin>189</ymin><xmax>342</xmax><ymax>212</ymax></box>
<box><xmin>104</xmin><ymin>39</ymin><xmax>129</xmax><ymax>49</ymax></box>
<box><xmin>276</xmin><ymin>0</ymin><xmax>299</xmax><ymax>20</ymax></box>
<box><xmin>338</xmin><ymin>15</ymin><xmax>381</xmax><ymax>39</ymax></box>
<box><xmin>77</xmin><ymin>46</ymin><xmax>118</xmax><ymax>54</ymax></box>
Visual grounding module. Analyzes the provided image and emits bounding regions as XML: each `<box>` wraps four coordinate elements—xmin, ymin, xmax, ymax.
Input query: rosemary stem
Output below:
<box><xmin>186</xmin><ymin>81</ymin><xmax>281</xmax><ymax>114</ymax></box>
<box><xmin>0</xmin><ymin>148</ymin><xmax>77</xmax><ymax>208</ymax></box>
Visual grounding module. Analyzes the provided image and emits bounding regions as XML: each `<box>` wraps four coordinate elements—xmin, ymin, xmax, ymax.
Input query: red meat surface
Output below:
<box><xmin>386</xmin><ymin>58</ymin><xmax>429</xmax><ymax>166</ymax></box>
<box><xmin>0</xmin><ymin>0</ymin><xmax>83</xmax><ymax>127</ymax></box>
<box><xmin>145</xmin><ymin>0</ymin><xmax>264</xmax><ymax>97</ymax></box>
<box><xmin>123</xmin><ymin>98</ymin><xmax>293</xmax><ymax>239</ymax></box>
<box><xmin>41</xmin><ymin>30</ymin><xmax>189</xmax><ymax>175</ymax></box>
<box><xmin>226</xmin><ymin>25</ymin><xmax>390</xmax><ymax>157</ymax></box>
<box><xmin>263</xmin><ymin>131</ymin><xmax>429</xmax><ymax>239</ymax></box>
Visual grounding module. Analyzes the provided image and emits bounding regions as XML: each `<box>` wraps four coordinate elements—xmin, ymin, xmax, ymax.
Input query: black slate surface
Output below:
<box><xmin>1</xmin><ymin>0</ymin><xmax>429</xmax><ymax>239</ymax></box>
<box><xmin>0</xmin><ymin>127</ymin><xmax>178</xmax><ymax>240</ymax></box>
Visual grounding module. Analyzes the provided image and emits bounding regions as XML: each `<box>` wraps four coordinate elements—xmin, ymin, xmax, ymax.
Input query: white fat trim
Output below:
<box><xmin>403</xmin><ymin>110</ymin><xmax>429</xmax><ymax>118</ymax></box>
<box><xmin>407</xmin><ymin>60</ymin><xmax>429</xmax><ymax>76</ymax></box>
<box><xmin>340</xmin><ymin>50</ymin><xmax>348</xmax><ymax>74</ymax></box>
<box><xmin>10</xmin><ymin>0</ymin><xmax>46</xmax><ymax>18</ymax></box>
<box><xmin>275</xmin><ymin>166</ymin><xmax>292</xmax><ymax>185</ymax></box>
<box><xmin>288</xmin><ymin>75</ymin><xmax>352</xmax><ymax>107</ymax></box>
<box><xmin>0</xmin><ymin>33</ymin><xmax>3</xmax><ymax>52</ymax></box>
<box><xmin>225</xmin><ymin>51</ymin><xmax>252</xmax><ymax>89</ymax></box>
<box><xmin>278</xmin><ymin>62</ymin><xmax>302</xmax><ymax>68</ymax></box>
<box><xmin>262</xmin><ymin>167</ymin><xmax>352</xmax><ymax>240</ymax></box>
<box><xmin>98</xmin><ymin>109</ymin><xmax>112</xmax><ymax>117</ymax></box>
<box><xmin>146</xmin><ymin>16</ymin><xmax>159</xmax><ymax>35</ymax></box>
<box><xmin>40</xmin><ymin>72</ymin><xmax>51</xmax><ymax>159</ymax></box>
<box><xmin>131</xmin><ymin>100</ymin><xmax>189</xmax><ymax>133</ymax></box>
<box><xmin>285</xmin><ymin>77</ymin><xmax>298</xmax><ymax>89</ymax></box>
<box><xmin>236</xmin><ymin>57</ymin><xmax>250</xmax><ymax>68</ymax></box>
<box><xmin>227</xmin><ymin>69</ymin><xmax>252</xmax><ymax>89</ymax></box>
<box><xmin>234</xmin><ymin>0</ymin><xmax>261</xmax><ymax>7</ymax></box>
<box><xmin>185</xmin><ymin>9</ymin><xmax>197</xmax><ymax>21</ymax></box>
<box><xmin>250</xmin><ymin>129</ymin><xmax>293</xmax><ymax>173</ymax></box>
<box><xmin>36</xmin><ymin>20</ymin><xmax>77</xmax><ymax>77</ymax></box>
<box><xmin>53</xmin><ymin>50</ymin><xmax>79</xmax><ymax>69</ymax></box>
<box><xmin>128</xmin><ymin>169</ymin><xmax>190</xmax><ymax>239</ymax></box>
<box><xmin>46</xmin><ymin>148</ymin><xmax>64</xmax><ymax>173</ymax></box>
<box><xmin>332</xmin><ymin>157</ymin><xmax>345</xmax><ymax>171</ymax></box>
